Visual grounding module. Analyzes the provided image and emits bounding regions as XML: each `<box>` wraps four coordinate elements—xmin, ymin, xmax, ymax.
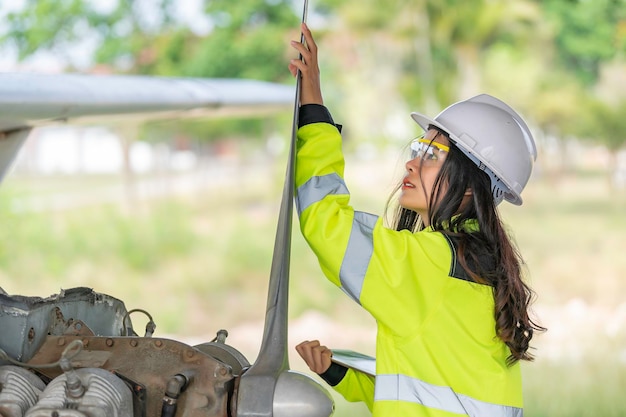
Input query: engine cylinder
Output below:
<box><xmin>0</xmin><ymin>365</ymin><xmax>46</xmax><ymax>417</ymax></box>
<box><xmin>25</xmin><ymin>368</ymin><xmax>133</xmax><ymax>417</ymax></box>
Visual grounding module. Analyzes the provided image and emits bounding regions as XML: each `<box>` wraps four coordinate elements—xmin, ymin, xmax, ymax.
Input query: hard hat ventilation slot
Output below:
<box><xmin>487</xmin><ymin>168</ymin><xmax>507</xmax><ymax>205</ymax></box>
<box><xmin>492</xmin><ymin>183</ymin><xmax>506</xmax><ymax>205</ymax></box>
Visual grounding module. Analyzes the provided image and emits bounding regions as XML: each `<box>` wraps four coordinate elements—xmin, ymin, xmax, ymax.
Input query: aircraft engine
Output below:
<box><xmin>0</xmin><ymin>288</ymin><xmax>245</xmax><ymax>417</ymax></box>
<box><xmin>0</xmin><ymin>287</ymin><xmax>333</xmax><ymax>417</ymax></box>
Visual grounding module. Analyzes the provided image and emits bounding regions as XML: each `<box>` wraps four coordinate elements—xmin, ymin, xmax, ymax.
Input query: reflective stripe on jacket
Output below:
<box><xmin>295</xmin><ymin>107</ymin><xmax>523</xmax><ymax>417</ymax></box>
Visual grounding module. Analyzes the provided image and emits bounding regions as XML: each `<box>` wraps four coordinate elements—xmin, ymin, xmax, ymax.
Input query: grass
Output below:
<box><xmin>1</xmin><ymin>155</ymin><xmax>625</xmax><ymax>416</ymax></box>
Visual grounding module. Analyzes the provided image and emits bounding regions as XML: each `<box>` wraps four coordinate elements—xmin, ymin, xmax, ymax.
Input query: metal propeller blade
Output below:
<box><xmin>235</xmin><ymin>1</ymin><xmax>333</xmax><ymax>417</ymax></box>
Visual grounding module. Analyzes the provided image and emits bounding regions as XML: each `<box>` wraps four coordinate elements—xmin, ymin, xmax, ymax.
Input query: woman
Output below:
<box><xmin>289</xmin><ymin>23</ymin><xmax>543</xmax><ymax>416</ymax></box>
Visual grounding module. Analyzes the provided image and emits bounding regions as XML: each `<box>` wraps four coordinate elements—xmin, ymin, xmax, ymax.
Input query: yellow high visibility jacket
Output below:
<box><xmin>295</xmin><ymin>105</ymin><xmax>523</xmax><ymax>417</ymax></box>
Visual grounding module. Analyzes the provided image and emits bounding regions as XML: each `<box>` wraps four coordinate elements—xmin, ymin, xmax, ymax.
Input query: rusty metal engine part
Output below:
<box><xmin>0</xmin><ymin>287</ymin><xmax>133</xmax><ymax>363</ymax></box>
<box><xmin>26</xmin><ymin>335</ymin><xmax>234</xmax><ymax>417</ymax></box>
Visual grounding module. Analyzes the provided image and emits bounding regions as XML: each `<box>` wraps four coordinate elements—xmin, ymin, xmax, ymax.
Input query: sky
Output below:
<box><xmin>0</xmin><ymin>0</ymin><xmax>212</xmax><ymax>71</ymax></box>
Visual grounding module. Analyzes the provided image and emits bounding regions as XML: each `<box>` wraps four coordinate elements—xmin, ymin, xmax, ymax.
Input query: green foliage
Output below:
<box><xmin>524</xmin><ymin>357</ymin><xmax>626</xmax><ymax>417</ymax></box>
<box><xmin>204</xmin><ymin>0</ymin><xmax>297</xmax><ymax>29</ymax></box>
<box><xmin>182</xmin><ymin>26</ymin><xmax>292</xmax><ymax>81</ymax></box>
<box><xmin>1</xmin><ymin>0</ymin><xmax>299</xmax><ymax>81</ymax></box>
<box><xmin>3</xmin><ymin>0</ymin><xmax>179</xmax><ymax>73</ymax></box>
<box><xmin>3</xmin><ymin>0</ymin><xmax>91</xmax><ymax>60</ymax></box>
<box><xmin>0</xmin><ymin>193</ymin><xmax>196</xmax><ymax>275</ymax></box>
<box><xmin>540</xmin><ymin>0</ymin><xmax>626</xmax><ymax>85</ymax></box>
<box><xmin>184</xmin><ymin>0</ymin><xmax>297</xmax><ymax>81</ymax></box>
<box><xmin>307</xmin><ymin>0</ymin><xmax>544</xmax><ymax>111</ymax></box>
<box><xmin>578</xmin><ymin>99</ymin><xmax>626</xmax><ymax>151</ymax></box>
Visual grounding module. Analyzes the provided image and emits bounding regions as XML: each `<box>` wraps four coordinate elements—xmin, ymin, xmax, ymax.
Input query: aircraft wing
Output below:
<box><xmin>0</xmin><ymin>72</ymin><xmax>294</xmax><ymax>133</ymax></box>
<box><xmin>0</xmin><ymin>72</ymin><xmax>294</xmax><ymax>183</ymax></box>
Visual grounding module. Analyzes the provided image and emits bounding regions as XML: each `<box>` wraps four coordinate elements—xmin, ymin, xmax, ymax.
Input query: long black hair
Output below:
<box><xmin>386</xmin><ymin>128</ymin><xmax>544</xmax><ymax>365</ymax></box>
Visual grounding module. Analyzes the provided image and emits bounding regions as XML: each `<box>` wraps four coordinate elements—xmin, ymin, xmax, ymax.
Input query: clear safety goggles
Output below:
<box><xmin>409</xmin><ymin>137</ymin><xmax>450</xmax><ymax>163</ymax></box>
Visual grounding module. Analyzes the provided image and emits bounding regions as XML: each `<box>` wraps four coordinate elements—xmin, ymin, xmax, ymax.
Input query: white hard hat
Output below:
<box><xmin>410</xmin><ymin>94</ymin><xmax>536</xmax><ymax>205</ymax></box>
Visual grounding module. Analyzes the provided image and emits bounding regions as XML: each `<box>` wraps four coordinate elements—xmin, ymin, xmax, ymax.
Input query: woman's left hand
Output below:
<box><xmin>295</xmin><ymin>339</ymin><xmax>332</xmax><ymax>374</ymax></box>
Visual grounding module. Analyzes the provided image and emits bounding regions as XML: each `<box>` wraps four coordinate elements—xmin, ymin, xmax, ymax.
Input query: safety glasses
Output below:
<box><xmin>409</xmin><ymin>137</ymin><xmax>450</xmax><ymax>163</ymax></box>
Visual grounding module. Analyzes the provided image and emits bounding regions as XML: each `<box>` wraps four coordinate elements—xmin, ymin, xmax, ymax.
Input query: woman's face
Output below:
<box><xmin>398</xmin><ymin>129</ymin><xmax>450</xmax><ymax>225</ymax></box>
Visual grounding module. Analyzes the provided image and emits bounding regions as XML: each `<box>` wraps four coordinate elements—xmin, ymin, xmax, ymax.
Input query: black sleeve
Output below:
<box><xmin>318</xmin><ymin>362</ymin><xmax>348</xmax><ymax>387</ymax></box>
<box><xmin>298</xmin><ymin>104</ymin><xmax>342</xmax><ymax>133</ymax></box>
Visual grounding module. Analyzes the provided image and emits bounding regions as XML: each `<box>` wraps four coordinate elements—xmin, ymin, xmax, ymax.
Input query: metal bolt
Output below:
<box><xmin>57</xmin><ymin>338</ymin><xmax>66</xmax><ymax>346</ymax></box>
<box><xmin>105</xmin><ymin>338</ymin><xmax>114</xmax><ymax>347</ymax></box>
<box><xmin>130</xmin><ymin>339</ymin><xmax>138</xmax><ymax>347</ymax></box>
<box><xmin>155</xmin><ymin>340</ymin><xmax>163</xmax><ymax>348</ymax></box>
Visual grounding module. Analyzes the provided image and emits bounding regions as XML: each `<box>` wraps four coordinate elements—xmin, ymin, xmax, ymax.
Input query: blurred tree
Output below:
<box><xmin>1</xmin><ymin>0</ymin><xmax>182</xmax><ymax>74</ymax></box>
<box><xmin>587</xmin><ymin>101</ymin><xmax>626</xmax><ymax>152</ymax></box>
<box><xmin>1</xmin><ymin>0</ymin><xmax>299</xmax><ymax>80</ymax></box>
<box><xmin>310</xmin><ymin>0</ymin><xmax>543</xmax><ymax>143</ymax></box>
<box><xmin>539</xmin><ymin>0</ymin><xmax>626</xmax><ymax>86</ymax></box>
<box><xmin>316</xmin><ymin>0</ymin><xmax>543</xmax><ymax>102</ymax></box>
<box><xmin>578</xmin><ymin>99</ymin><xmax>626</xmax><ymax>185</ymax></box>
<box><xmin>185</xmin><ymin>0</ymin><xmax>298</xmax><ymax>82</ymax></box>
<box><xmin>417</xmin><ymin>1</ymin><xmax>542</xmax><ymax>108</ymax></box>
